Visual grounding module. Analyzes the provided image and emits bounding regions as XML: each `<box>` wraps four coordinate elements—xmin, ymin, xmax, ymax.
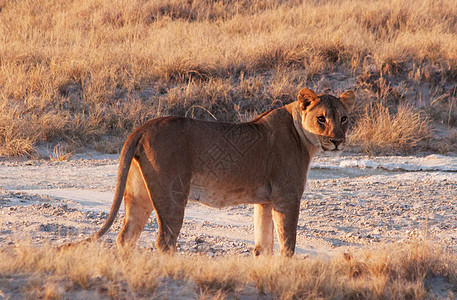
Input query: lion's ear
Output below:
<box><xmin>297</xmin><ymin>88</ymin><xmax>319</xmax><ymax>110</ymax></box>
<box><xmin>339</xmin><ymin>91</ymin><xmax>355</xmax><ymax>113</ymax></box>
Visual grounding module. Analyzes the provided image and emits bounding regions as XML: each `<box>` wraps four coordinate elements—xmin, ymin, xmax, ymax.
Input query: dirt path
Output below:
<box><xmin>1</xmin><ymin>153</ymin><xmax>456</xmax><ymax>257</ymax></box>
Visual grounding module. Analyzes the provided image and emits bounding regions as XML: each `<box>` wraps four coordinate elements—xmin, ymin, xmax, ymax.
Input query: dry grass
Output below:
<box><xmin>0</xmin><ymin>241</ymin><xmax>455</xmax><ymax>299</ymax></box>
<box><xmin>349</xmin><ymin>102</ymin><xmax>430</xmax><ymax>154</ymax></box>
<box><xmin>0</xmin><ymin>0</ymin><xmax>456</xmax><ymax>155</ymax></box>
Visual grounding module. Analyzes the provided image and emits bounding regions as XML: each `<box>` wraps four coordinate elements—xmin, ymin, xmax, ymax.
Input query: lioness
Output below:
<box><xmin>85</xmin><ymin>88</ymin><xmax>354</xmax><ymax>256</ymax></box>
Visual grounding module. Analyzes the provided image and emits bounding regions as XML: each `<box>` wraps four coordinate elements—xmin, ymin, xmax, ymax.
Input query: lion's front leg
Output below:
<box><xmin>272</xmin><ymin>198</ymin><xmax>300</xmax><ymax>256</ymax></box>
<box><xmin>254</xmin><ymin>203</ymin><xmax>274</xmax><ymax>256</ymax></box>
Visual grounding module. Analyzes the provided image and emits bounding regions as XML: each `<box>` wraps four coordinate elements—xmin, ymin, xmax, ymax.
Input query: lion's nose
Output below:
<box><xmin>330</xmin><ymin>139</ymin><xmax>343</xmax><ymax>148</ymax></box>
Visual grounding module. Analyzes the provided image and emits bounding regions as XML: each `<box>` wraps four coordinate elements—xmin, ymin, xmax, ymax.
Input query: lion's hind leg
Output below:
<box><xmin>151</xmin><ymin>173</ymin><xmax>189</xmax><ymax>253</ymax></box>
<box><xmin>117</xmin><ymin>159</ymin><xmax>154</xmax><ymax>251</ymax></box>
<box><xmin>254</xmin><ymin>203</ymin><xmax>274</xmax><ymax>256</ymax></box>
<box><xmin>136</xmin><ymin>155</ymin><xmax>189</xmax><ymax>253</ymax></box>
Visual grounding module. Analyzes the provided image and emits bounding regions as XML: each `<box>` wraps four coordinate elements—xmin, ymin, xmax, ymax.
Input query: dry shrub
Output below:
<box><xmin>0</xmin><ymin>105</ymin><xmax>40</xmax><ymax>157</ymax></box>
<box><xmin>250</xmin><ymin>256</ymin><xmax>342</xmax><ymax>299</ymax></box>
<box><xmin>350</xmin><ymin>102</ymin><xmax>430</xmax><ymax>154</ymax></box>
<box><xmin>49</xmin><ymin>143</ymin><xmax>74</xmax><ymax>162</ymax></box>
<box><xmin>187</xmin><ymin>256</ymin><xmax>243</xmax><ymax>294</ymax></box>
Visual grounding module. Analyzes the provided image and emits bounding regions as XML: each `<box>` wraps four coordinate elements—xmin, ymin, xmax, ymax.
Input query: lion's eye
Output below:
<box><xmin>341</xmin><ymin>116</ymin><xmax>348</xmax><ymax>123</ymax></box>
<box><xmin>317</xmin><ymin>116</ymin><xmax>326</xmax><ymax>124</ymax></box>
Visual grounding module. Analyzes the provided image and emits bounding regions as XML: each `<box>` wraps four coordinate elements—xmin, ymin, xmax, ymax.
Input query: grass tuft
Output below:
<box><xmin>349</xmin><ymin>102</ymin><xmax>430</xmax><ymax>154</ymax></box>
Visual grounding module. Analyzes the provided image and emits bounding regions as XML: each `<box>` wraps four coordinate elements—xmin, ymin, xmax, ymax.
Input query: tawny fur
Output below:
<box><xmin>81</xmin><ymin>88</ymin><xmax>355</xmax><ymax>256</ymax></box>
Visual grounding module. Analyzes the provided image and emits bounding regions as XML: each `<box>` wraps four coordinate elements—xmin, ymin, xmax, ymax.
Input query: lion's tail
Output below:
<box><xmin>91</xmin><ymin>131</ymin><xmax>143</xmax><ymax>241</ymax></box>
<box><xmin>60</xmin><ymin>131</ymin><xmax>142</xmax><ymax>249</ymax></box>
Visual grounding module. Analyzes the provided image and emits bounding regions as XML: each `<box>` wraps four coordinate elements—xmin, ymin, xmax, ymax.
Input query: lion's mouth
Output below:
<box><xmin>321</xmin><ymin>146</ymin><xmax>343</xmax><ymax>152</ymax></box>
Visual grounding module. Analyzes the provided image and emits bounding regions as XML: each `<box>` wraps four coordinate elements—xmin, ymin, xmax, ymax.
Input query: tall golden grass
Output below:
<box><xmin>1</xmin><ymin>0</ymin><xmax>456</xmax><ymax>155</ymax></box>
<box><xmin>349</xmin><ymin>102</ymin><xmax>430</xmax><ymax>154</ymax></box>
<box><xmin>0</xmin><ymin>241</ymin><xmax>455</xmax><ymax>298</ymax></box>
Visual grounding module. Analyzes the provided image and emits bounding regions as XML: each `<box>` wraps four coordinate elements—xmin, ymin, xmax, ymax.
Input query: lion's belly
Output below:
<box><xmin>188</xmin><ymin>181</ymin><xmax>271</xmax><ymax>208</ymax></box>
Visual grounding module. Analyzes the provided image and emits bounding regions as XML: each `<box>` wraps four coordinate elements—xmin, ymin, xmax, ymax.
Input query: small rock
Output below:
<box><xmin>40</xmin><ymin>203</ymin><xmax>51</xmax><ymax>209</ymax></box>
<box><xmin>195</xmin><ymin>237</ymin><xmax>205</xmax><ymax>244</ymax></box>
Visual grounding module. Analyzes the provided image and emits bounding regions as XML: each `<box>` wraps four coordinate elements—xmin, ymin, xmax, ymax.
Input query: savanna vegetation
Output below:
<box><xmin>0</xmin><ymin>0</ymin><xmax>456</xmax><ymax>156</ymax></box>
<box><xmin>0</xmin><ymin>241</ymin><xmax>455</xmax><ymax>299</ymax></box>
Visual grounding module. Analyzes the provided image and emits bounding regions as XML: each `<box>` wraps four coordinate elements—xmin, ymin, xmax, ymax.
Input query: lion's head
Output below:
<box><xmin>294</xmin><ymin>88</ymin><xmax>355</xmax><ymax>153</ymax></box>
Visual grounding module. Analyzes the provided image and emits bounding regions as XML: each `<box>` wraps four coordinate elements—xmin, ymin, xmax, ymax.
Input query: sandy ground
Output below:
<box><xmin>1</xmin><ymin>152</ymin><xmax>456</xmax><ymax>258</ymax></box>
